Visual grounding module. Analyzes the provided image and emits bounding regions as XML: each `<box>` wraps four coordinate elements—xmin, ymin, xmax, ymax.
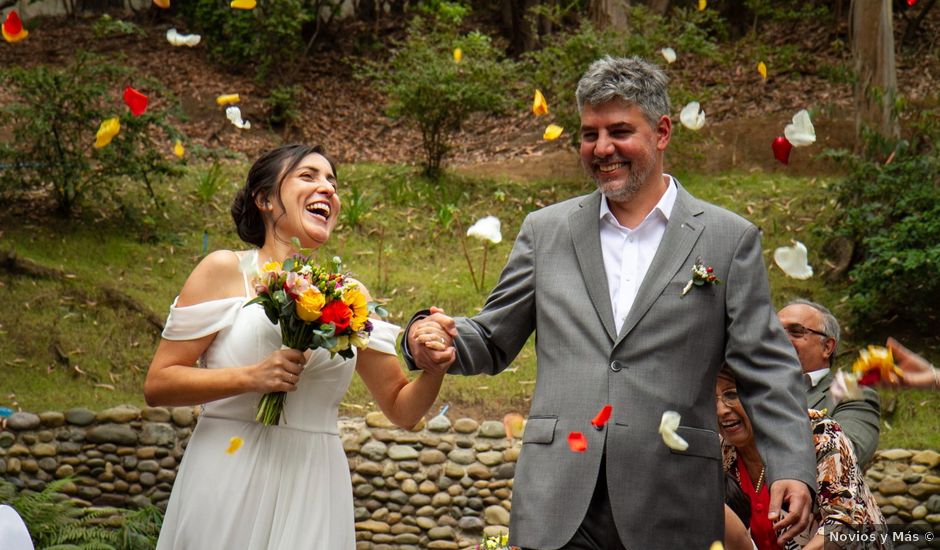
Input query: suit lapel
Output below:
<box><xmin>807</xmin><ymin>373</ymin><xmax>831</xmax><ymax>410</ymax></box>
<box><xmin>570</xmin><ymin>191</ymin><xmax>617</xmax><ymax>343</ymax></box>
<box><xmin>615</xmin><ymin>185</ymin><xmax>704</xmax><ymax>346</ymax></box>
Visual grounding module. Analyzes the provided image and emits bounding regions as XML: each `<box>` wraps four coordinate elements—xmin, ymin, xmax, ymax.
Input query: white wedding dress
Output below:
<box><xmin>155</xmin><ymin>255</ymin><xmax>399</xmax><ymax>550</ymax></box>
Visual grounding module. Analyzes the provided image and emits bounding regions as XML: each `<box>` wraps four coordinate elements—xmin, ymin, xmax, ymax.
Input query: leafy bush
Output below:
<box><xmin>0</xmin><ymin>53</ymin><xmax>182</xmax><ymax>216</ymax></box>
<box><xmin>363</xmin><ymin>14</ymin><xmax>515</xmax><ymax>178</ymax></box>
<box><xmin>265</xmin><ymin>85</ymin><xmax>304</xmax><ymax>129</ymax></box>
<box><xmin>824</xmin><ymin>118</ymin><xmax>940</xmax><ymax>332</ymax></box>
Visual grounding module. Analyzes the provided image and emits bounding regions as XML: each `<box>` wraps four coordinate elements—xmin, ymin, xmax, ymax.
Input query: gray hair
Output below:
<box><xmin>575</xmin><ymin>55</ymin><xmax>671</xmax><ymax>128</ymax></box>
<box><xmin>787</xmin><ymin>299</ymin><xmax>841</xmax><ymax>366</ymax></box>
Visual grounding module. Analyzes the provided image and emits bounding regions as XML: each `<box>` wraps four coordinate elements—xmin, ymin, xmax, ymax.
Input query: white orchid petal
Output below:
<box><xmin>658</xmin><ymin>411</ymin><xmax>689</xmax><ymax>451</ymax></box>
<box><xmin>773</xmin><ymin>241</ymin><xmax>813</xmax><ymax>279</ymax></box>
<box><xmin>467</xmin><ymin>215</ymin><xmax>502</xmax><ymax>244</ymax></box>
<box><xmin>660</xmin><ymin>47</ymin><xmax>677</xmax><ymax>64</ymax></box>
<box><xmin>166</xmin><ymin>28</ymin><xmax>201</xmax><ymax>47</ymax></box>
<box><xmin>784</xmin><ymin>109</ymin><xmax>816</xmax><ymax>147</ymax></box>
<box><xmin>225</xmin><ymin>106</ymin><xmax>251</xmax><ymax>130</ymax></box>
<box><xmin>679</xmin><ymin>102</ymin><xmax>705</xmax><ymax>131</ymax></box>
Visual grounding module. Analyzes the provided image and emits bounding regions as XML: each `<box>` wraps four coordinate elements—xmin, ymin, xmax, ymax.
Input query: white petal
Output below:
<box><xmin>660</xmin><ymin>47</ymin><xmax>677</xmax><ymax>64</ymax></box>
<box><xmin>784</xmin><ymin>109</ymin><xmax>816</xmax><ymax>147</ymax></box>
<box><xmin>467</xmin><ymin>215</ymin><xmax>502</xmax><ymax>244</ymax></box>
<box><xmin>679</xmin><ymin>102</ymin><xmax>705</xmax><ymax>131</ymax></box>
<box><xmin>166</xmin><ymin>28</ymin><xmax>200</xmax><ymax>47</ymax></box>
<box><xmin>225</xmin><ymin>106</ymin><xmax>251</xmax><ymax>130</ymax></box>
<box><xmin>658</xmin><ymin>410</ymin><xmax>689</xmax><ymax>451</ymax></box>
<box><xmin>830</xmin><ymin>370</ymin><xmax>863</xmax><ymax>404</ymax></box>
<box><xmin>773</xmin><ymin>241</ymin><xmax>813</xmax><ymax>279</ymax></box>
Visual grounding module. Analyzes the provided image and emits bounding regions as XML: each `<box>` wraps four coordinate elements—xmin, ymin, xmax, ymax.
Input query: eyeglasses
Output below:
<box><xmin>717</xmin><ymin>390</ymin><xmax>740</xmax><ymax>407</ymax></box>
<box><xmin>784</xmin><ymin>324</ymin><xmax>829</xmax><ymax>339</ymax></box>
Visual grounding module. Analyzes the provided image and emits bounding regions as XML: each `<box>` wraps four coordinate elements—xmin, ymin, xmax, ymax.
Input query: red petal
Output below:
<box><xmin>567</xmin><ymin>431</ymin><xmax>587</xmax><ymax>453</ymax></box>
<box><xmin>590</xmin><ymin>404</ymin><xmax>612</xmax><ymax>429</ymax></box>
<box><xmin>3</xmin><ymin>11</ymin><xmax>24</xmax><ymax>35</ymax></box>
<box><xmin>907</xmin><ymin>0</ymin><xmax>917</xmax><ymax>6</ymax></box>
<box><xmin>858</xmin><ymin>370</ymin><xmax>881</xmax><ymax>386</ymax></box>
<box><xmin>772</xmin><ymin>136</ymin><xmax>793</xmax><ymax>165</ymax></box>
<box><xmin>123</xmin><ymin>86</ymin><xmax>149</xmax><ymax>116</ymax></box>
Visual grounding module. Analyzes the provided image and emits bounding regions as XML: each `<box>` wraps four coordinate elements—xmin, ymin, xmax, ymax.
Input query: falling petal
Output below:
<box><xmin>698</xmin><ymin>0</ymin><xmax>707</xmax><ymax>10</ymax></box>
<box><xmin>467</xmin><ymin>215</ymin><xmax>502</xmax><ymax>244</ymax></box>
<box><xmin>532</xmin><ymin>89</ymin><xmax>549</xmax><ymax>116</ymax></box>
<box><xmin>173</xmin><ymin>139</ymin><xmax>185</xmax><ymax>158</ymax></box>
<box><xmin>216</xmin><ymin>93</ymin><xmax>241</xmax><ymax>106</ymax></box>
<box><xmin>94</xmin><ymin>117</ymin><xmax>121</xmax><ymax>149</ymax></box>
<box><xmin>852</xmin><ymin>346</ymin><xmax>903</xmax><ymax>385</ymax></box>
<box><xmin>784</xmin><ymin>109</ymin><xmax>816</xmax><ymax>147</ymax></box>
<box><xmin>502</xmin><ymin>412</ymin><xmax>526</xmax><ymax>440</ymax></box>
<box><xmin>772</xmin><ymin>136</ymin><xmax>792</xmax><ymax>165</ymax></box>
<box><xmin>453</xmin><ymin>48</ymin><xmax>462</xmax><ymax>63</ymax></box>
<box><xmin>2</xmin><ymin>11</ymin><xmax>28</xmax><ymax>43</ymax></box>
<box><xmin>907</xmin><ymin>0</ymin><xmax>917</xmax><ymax>6</ymax></box>
<box><xmin>679</xmin><ymin>101</ymin><xmax>705</xmax><ymax>131</ymax></box>
<box><xmin>567</xmin><ymin>431</ymin><xmax>587</xmax><ymax>453</ymax></box>
<box><xmin>710</xmin><ymin>542</ymin><xmax>725</xmax><ymax>550</ymax></box>
<box><xmin>230</xmin><ymin>0</ymin><xmax>256</xmax><ymax>9</ymax></box>
<box><xmin>543</xmin><ymin>124</ymin><xmax>564</xmax><ymax>141</ymax></box>
<box><xmin>660</xmin><ymin>47</ymin><xmax>676</xmax><ymax>64</ymax></box>
<box><xmin>757</xmin><ymin>61</ymin><xmax>767</xmax><ymax>80</ymax></box>
<box><xmin>830</xmin><ymin>370</ymin><xmax>863</xmax><ymax>404</ymax></box>
<box><xmin>153</xmin><ymin>0</ymin><xmax>170</xmax><ymax>7</ymax></box>
<box><xmin>225</xmin><ymin>436</ymin><xmax>244</xmax><ymax>454</ymax></box>
<box><xmin>166</xmin><ymin>28</ymin><xmax>201</xmax><ymax>47</ymax></box>
<box><xmin>591</xmin><ymin>404</ymin><xmax>612</xmax><ymax>429</ymax></box>
<box><xmin>659</xmin><ymin>411</ymin><xmax>688</xmax><ymax>451</ymax></box>
<box><xmin>773</xmin><ymin>241</ymin><xmax>812</xmax><ymax>279</ymax></box>
<box><xmin>123</xmin><ymin>86</ymin><xmax>149</xmax><ymax>116</ymax></box>
<box><xmin>225</xmin><ymin>106</ymin><xmax>251</xmax><ymax>129</ymax></box>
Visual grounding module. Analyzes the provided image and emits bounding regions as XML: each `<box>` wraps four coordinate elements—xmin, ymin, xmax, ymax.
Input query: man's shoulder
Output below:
<box><xmin>527</xmin><ymin>192</ymin><xmax>596</xmax><ymax>221</ymax></box>
<box><xmin>680</xmin><ymin>187</ymin><xmax>755</xmax><ymax>231</ymax></box>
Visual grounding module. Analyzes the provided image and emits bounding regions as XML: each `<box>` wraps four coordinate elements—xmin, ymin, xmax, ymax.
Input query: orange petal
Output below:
<box><xmin>94</xmin><ymin>117</ymin><xmax>121</xmax><ymax>149</ymax></box>
<box><xmin>453</xmin><ymin>48</ymin><xmax>462</xmax><ymax>63</ymax></box>
<box><xmin>502</xmin><ymin>412</ymin><xmax>526</xmax><ymax>440</ymax></box>
<box><xmin>230</xmin><ymin>0</ymin><xmax>256</xmax><ymax>9</ymax></box>
<box><xmin>543</xmin><ymin>124</ymin><xmax>564</xmax><ymax>141</ymax></box>
<box><xmin>173</xmin><ymin>139</ymin><xmax>185</xmax><ymax>158</ymax></box>
<box><xmin>757</xmin><ymin>61</ymin><xmax>767</xmax><ymax>81</ymax></box>
<box><xmin>216</xmin><ymin>93</ymin><xmax>241</xmax><ymax>106</ymax></box>
<box><xmin>567</xmin><ymin>431</ymin><xmax>587</xmax><ymax>453</ymax></box>
<box><xmin>590</xmin><ymin>404</ymin><xmax>612</xmax><ymax>429</ymax></box>
<box><xmin>153</xmin><ymin>0</ymin><xmax>171</xmax><ymax>8</ymax></box>
<box><xmin>532</xmin><ymin>89</ymin><xmax>548</xmax><ymax>116</ymax></box>
<box><xmin>225</xmin><ymin>436</ymin><xmax>244</xmax><ymax>454</ymax></box>
<box><xmin>2</xmin><ymin>11</ymin><xmax>28</xmax><ymax>43</ymax></box>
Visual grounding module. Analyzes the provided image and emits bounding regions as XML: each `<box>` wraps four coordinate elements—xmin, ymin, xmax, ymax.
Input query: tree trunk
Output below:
<box><xmin>590</xmin><ymin>0</ymin><xmax>629</xmax><ymax>30</ymax></box>
<box><xmin>502</xmin><ymin>0</ymin><xmax>536</xmax><ymax>55</ymax></box>
<box><xmin>850</xmin><ymin>0</ymin><xmax>900</xmax><ymax>145</ymax></box>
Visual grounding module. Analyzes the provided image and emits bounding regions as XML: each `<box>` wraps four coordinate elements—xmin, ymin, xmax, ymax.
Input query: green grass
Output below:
<box><xmin>1</xmin><ymin>161</ymin><xmax>937</xmax><ymax>449</ymax></box>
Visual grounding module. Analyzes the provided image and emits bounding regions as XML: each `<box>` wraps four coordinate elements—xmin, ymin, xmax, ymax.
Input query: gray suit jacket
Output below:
<box><xmin>407</xmin><ymin>184</ymin><xmax>817</xmax><ymax>549</ymax></box>
<box><xmin>806</xmin><ymin>371</ymin><xmax>881</xmax><ymax>468</ymax></box>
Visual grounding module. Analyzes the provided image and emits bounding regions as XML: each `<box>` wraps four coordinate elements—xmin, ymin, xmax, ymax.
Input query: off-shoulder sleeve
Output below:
<box><xmin>367</xmin><ymin>319</ymin><xmax>401</xmax><ymax>356</ymax></box>
<box><xmin>161</xmin><ymin>297</ymin><xmax>247</xmax><ymax>341</ymax></box>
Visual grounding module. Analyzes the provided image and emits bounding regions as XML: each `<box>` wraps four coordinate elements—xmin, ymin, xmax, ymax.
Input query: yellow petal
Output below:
<box><xmin>757</xmin><ymin>61</ymin><xmax>767</xmax><ymax>80</ymax></box>
<box><xmin>698</xmin><ymin>0</ymin><xmax>707</xmax><ymax>10</ymax></box>
<box><xmin>230</xmin><ymin>0</ymin><xmax>256</xmax><ymax>9</ymax></box>
<box><xmin>173</xmin><ymin>139</ymin><xmax>185</xmax><ymax>158</ymax></box>
<box><xmin>2</xmin><ymin>27</ymin><xmax>28</xmax><ymax>43</ymax></box>
<box><xmin>543</xmin><ymin>124</ymin><xmax>564</xmax><ymax>141</ymax></box>
<box><xmin>216</xmin><ymin>93</ymin><xmax>241</xmax><ymax>106</ymax></box>
<box><xmin>453</xmin><ymin>48</ymin><xmax>462</xmax><ymax>63</ymax></box>
<box><xmin>94</xmin><ymin>117</ymin><xmax>121</xmax><ymax>149</ymax></box>
<box><xmin>532</xmin><ymin>89</ymin><xmax>548</xmax><ymax>116</ymax></box>
<box><xmin>225</xmin><ymin>436</ymin><xmax>244</xmax><ymax>454</ymax></box>
<box><xmin>153</xmin><ymin>0</ymin><xmax>170</xmax><ymax>8</ymax></box>
<box><xmin>710</xmin><ymin>542</ymin><xmax>725</xmax><ymax>550</ymax></box>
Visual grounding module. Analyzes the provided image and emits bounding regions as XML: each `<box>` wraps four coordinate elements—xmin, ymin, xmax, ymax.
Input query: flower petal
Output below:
<box><xmin>94</xmin><ymin>117</ymin><xmax>121</xmax><ymax>149</ymax></box>
<box><xmin>2</xmin><ymin>11</ymin><xmax>28</xmax><ymax>43</ymax></box>
<box><xmin>567</xmin><ymin>431</ymin><xmax>587</xmax><ymax>453</ymax></box>
<box><xmin>166</xmin><ymin>28</ymin><xmax>201</xmax><ymax>47</ymax></box>
<box><xmin>590</xmin><ymin>404</ymin><xmax>612</xmax><ymax>429</ymax></box>
<box><xmin>453</xmin><ymin>48</ymin><xmax>462</xmax><ymax>63</ymax></box>
<box><xmin>659</xmin><ymin>410</ymin><xmax>689</xmax><ymax>451</ymax></box>
<box><xmin>679</xmin><ymin>101</ymin><xmax>705</xmax><ymax>131</ymax></box>
<box><xmin>216</xmin><ymin>93</ymin><xmax>241</xmax><ymax>106</ymax></box>
<box><xmin>230</xmin><ymin>0</ymin><xmax>256</xmax><ymax>9</ymax></box>
<box><xmin>698</xmin><ymin>0</ymin><xmax>707</xmax><ymax>10</ymax></box>
<box><xmin>225</xmin><ymin>106</ymin><xmax>251</xmax><ymax>129</ymax></box>
<box><xmin>173</xmin><ymin>139</ymin><xmax>185</xmax><ymax>158</ymax></box>
<box><xmin>153</xmin><ymin>0</ymin><xmax>170</xmax><ymax>8</ymax></box>
<box><xmin>830</xmin><ymin>370</ymin><xmax>863</xmax><ymax>404</ymax></box>
<box><xmin>123</xmin><ymin>86</ymin><xmax>149</xmax><ymax>117</ymax></box>
<box><xmin>543</xmin><ymin>124</ymin><xmax>564</xmax><ymax>141</ymax></box>
<box><xmin>784</xmin><ymin>109</ymin><xmax>816</xmax><ymax>147</ymax></box>
<box><xmin>773</xmin><ymin>241</ymin><xmax>813</xmax><ymax>279</ymax></box>
<box><xmin>532</xmin><ymin>89</ymin><xmax>548</xmax><ymax>116</ymax></box>
<box><xmin>225</xmin><ymin>436</ymin><xmax>244</xmax><ymax>454</ymax></box>
<box><xmin>757</xmin><ymin>61</ymin><xmax>767</xmax><ymax>80</ymax></box>
<box><xmin>467</xmin><ymin>216</ymin><xmax>502</xmax><ymax>243</ymax></box>
<box><xmin>660</xmin><ymin>47</ymin><xmax>676</xmax><ymax>64</ymax></box>
<box><xmin>502</xmin><ymin>412</ymin><xmax>526</xmax><ymax>440</ymax></box>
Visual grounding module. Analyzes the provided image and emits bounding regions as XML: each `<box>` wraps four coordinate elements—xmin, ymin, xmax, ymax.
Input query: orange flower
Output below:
<box><xmin>532</xmin><ymin>89</ymin><xmax>548</xmax><ymax>116</ymax></box>
<box><xmin>295</xmin><ymin>288</ymin><xmax>325</xmax><ymax>322</ymax></box>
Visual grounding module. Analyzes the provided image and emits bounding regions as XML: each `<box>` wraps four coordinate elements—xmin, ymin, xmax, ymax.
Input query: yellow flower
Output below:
<box><xmin>296</xmin><ymin>288</ymin><xmax>325</xmax><ymax>322</ymax></box>
<box><xmin>262</xmin><ymin>261</ymin><xmax>281</xmax><ymax>273</ymax></box>
<box><xmin>344</xmin><ymin>286</ymin><xmax>369</xmax><ymax>331</ymax></box>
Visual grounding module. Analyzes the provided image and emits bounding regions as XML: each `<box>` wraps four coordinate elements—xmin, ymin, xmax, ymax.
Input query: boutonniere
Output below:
<box><xmin>681</xmin><ymin>256</ymin><xmax>721</xmax><ymax>297</ymax></box>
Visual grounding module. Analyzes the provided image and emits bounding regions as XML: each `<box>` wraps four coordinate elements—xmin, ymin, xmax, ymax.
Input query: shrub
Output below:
<box><xmin>363</xmin><ymin>14</ymin><xmax>515</xmax><ymax>178</ymax></box>
<box><xmin>0</xmin><ymin>54</ymin><xmax>183</xmax><ymax>216</ymax></box>
<box><xmin>265</xmin><ymin>84</ymin><xmax>304</xmax><ymax>130</ymax></box>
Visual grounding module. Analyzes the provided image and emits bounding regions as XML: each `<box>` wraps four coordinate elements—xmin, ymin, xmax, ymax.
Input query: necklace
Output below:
<box><xmin>753</xmin><ymin>465</ymin><xmax>766</xmax><ymax>494</ymax></box>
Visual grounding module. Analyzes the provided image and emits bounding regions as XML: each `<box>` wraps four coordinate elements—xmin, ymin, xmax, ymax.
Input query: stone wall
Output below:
<box><xmin>1</xmin><ymin>406</ymin><xmax>938</xmax><ymax>549</ymax></box>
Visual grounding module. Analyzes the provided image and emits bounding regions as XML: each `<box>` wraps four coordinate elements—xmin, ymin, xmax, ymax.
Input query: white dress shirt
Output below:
<box><xmin>807</xmin><ymin>367</ymin><xmax>830</xmax><ymax>387</ymax></box>
<box><xmin>599</xmin><ymin>177</ymin><xmax>677</xmax><ymax>334</ymax></box>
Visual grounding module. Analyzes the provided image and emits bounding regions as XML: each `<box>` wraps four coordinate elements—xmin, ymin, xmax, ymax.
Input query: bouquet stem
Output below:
<box><xmin>256</xmin><ymin>391</ymin><xmax>286</xmax><ymax>425</ymax></box>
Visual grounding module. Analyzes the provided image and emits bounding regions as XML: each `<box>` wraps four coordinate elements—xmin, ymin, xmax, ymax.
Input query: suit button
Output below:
<box><xmin>610</xmin><ymin>361</ymin><xmax>623</xmax><ymax>373</ymax></box>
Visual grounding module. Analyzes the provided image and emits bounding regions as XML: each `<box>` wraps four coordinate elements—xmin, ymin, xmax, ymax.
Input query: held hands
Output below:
<box><xmin>407</xmin><ymin>306</ymin><xmax>457</xmax><ymax>376</ymax></box>
<box><xmin>886</xmin><ymin>337</ymin><xmax>939</xmax><ymax>389</ymax></box>
<box><xmin>769</xmin><ymin>479</ymin><xmax>813</xmax><ymax>546</ymax></box>
<box><xmin>247</xmin><ymin>348</ymin><xmax>306</xmax><ymax>393</ymax></box>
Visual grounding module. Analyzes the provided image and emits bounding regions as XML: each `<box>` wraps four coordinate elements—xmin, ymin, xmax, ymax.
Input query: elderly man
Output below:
<box><xmin>405</xmin><ymin>56</ymin><xmax>816</xmax><ymax>550</ymax></box>
<box><xmin>777</xmin><ymin>299</ymin><xmax>881</xmax><ymax>467</ymax></box>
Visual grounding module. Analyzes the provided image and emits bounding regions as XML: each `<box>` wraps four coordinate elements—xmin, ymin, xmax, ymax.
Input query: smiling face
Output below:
<box><xmin>716</xmin><ymin>375</ymin><xmax>755</xmax><ymax>449</ymax></box>
<box><xmin>579</xmin><ymin>98</ymin><xmax>670</xmax><ymax>203</ymax></box>
<box><xmin>777</xmin><ymin>304</ymin><xmax>834</xmax><ymax>374</ymax></box>
<box><xmin>264</xmin><ymin>152</ymin><xmax>341</xmax><ymax>250</ymax></box>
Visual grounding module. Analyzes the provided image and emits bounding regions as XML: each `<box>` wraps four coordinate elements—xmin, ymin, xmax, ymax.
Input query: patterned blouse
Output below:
<box><xmin>722</xmin><ymin>410</ymin><xmax>890</xmax><ymax>550</ymax></box>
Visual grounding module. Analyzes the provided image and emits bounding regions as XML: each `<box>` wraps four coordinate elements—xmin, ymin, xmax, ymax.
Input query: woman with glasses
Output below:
<box><xmin>716</xmin><ymin>367</ymin><xmax>889</xmax><ymax>550</ymax></box>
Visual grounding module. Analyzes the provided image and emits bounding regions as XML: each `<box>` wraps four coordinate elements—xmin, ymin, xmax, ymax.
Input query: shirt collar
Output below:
<box><xmin>807</xmin><ymin>367</ymin><xmax>830</xmax><ymax>387</ymax></box>
<box><xmin>599</xmin><ymin>175</ymin><xmax>677</xmax><ymax>227</ymax></box>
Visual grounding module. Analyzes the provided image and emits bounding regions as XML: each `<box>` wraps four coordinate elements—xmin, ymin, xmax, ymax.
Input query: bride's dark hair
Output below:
<box><xmin>231</xmin><ymin>144</ymin><xmax>337</xmax><ymax>247</ymax></box>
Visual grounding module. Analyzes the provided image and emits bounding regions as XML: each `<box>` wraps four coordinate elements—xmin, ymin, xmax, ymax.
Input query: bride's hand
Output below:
<box><xmin>246</xmin><ymin>348</ymin><xmax>306</xmax><ymax>393</ymax></box>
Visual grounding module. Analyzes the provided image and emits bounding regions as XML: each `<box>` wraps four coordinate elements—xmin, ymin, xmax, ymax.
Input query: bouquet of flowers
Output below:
<box><xmin>831</xmin><ymin>345</ymin><xmax>904</xmax><ymax>404</ymax></box>
<box><xmin>246</xmin><ymin>246</ymin><xmax>373</xmax><ymax>425</ymax></box>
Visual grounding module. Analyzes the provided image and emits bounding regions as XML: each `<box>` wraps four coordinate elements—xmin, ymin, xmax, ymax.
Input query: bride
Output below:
<box><xmin>145</xmin><ymin>144</ymin><xmax>450</xmax><ymax>549</ymax></box>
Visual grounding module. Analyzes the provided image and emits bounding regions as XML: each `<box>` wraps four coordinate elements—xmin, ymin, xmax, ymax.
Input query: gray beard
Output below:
<box><xmin>594</xmin><ymin>158</ymin><xmax>653</xmax><ymax>203</ymax></box>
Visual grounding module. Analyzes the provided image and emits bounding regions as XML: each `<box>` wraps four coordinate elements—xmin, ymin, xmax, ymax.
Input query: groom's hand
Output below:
<box><xmin>407</xmin><ymin>307</ymin><xmax>457</xmax><ymax>375</ymax></box>
<box><xmin>769</xmin><ymin>479</ymin><xmax>813</xmax><ymax>545</ymax></box>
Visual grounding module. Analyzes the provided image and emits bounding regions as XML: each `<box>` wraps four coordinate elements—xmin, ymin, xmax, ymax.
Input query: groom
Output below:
<box><xmin>404</xmin><ymin>56</ymin><xmax>815</xmax><ymax>550</ymax></box>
